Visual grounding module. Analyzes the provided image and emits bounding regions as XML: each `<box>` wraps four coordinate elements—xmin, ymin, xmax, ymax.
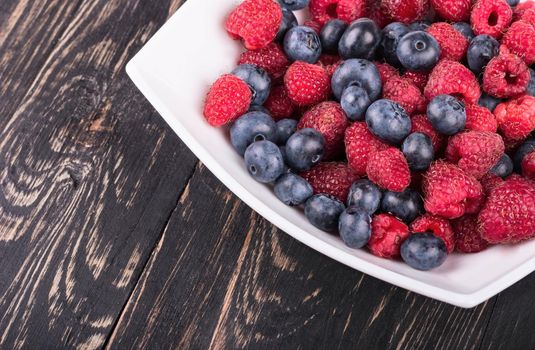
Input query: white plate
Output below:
<box><xmin>126</xmin><ymin>0</ymin><xmax>535</xmax><ymax>308</ymax></box>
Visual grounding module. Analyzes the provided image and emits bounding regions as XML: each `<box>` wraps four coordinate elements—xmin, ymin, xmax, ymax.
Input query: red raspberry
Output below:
<box><xmin>303</xmin><ymin>20</ymin><xmax>323</xmax><ymax>34</ymax></box>
<box><xmin>480</xmin><ymin>172</ymin><xmax>504</xmax><ymax>193</ymax></box>
<box><xmin>471</xmin><ymin>0</ymin><xmax>513</xmax><ymax>39</ymax></box>
<box><xmin>425</xmin><ymin>60</ymin><xmax>481</xmax><ymax>104</ymax></box>
<box><xmin>520</xmin><ymin>8</ymin><xmax>535</xmax><ymax>25</ymax></box>
<box><xmin>238</xmin><ymin>43</ymin><xmax>290</xmax><ymax>81</ymax></box>
<box><xmin>402</xmin><ymin>71</ymin><xmax>429</xmax><ymax>92</ymax></box>
<box><xmin>374</xmin><ymin>62</ymin><xmax>400</xmax><ymax>84</ymax></box>
<box><xmin>479</xmin><ymin>176</ymin><xmax>535</xmax><ymax>243</ymax></box>
<box><xmin>522</xmin><ymin>151</ymin><xmax>535</xmax><ymax>180</ymax></box>
<box><xmin>465</xmin><ymin>104</ymin><xmax>498</xmax><ymax>133</ymax></box>
<box><xmin>318</xmin><ymin>54</ymin><xmax>342</xmax><ymax>67</ymax></box>
<box><xmin>203</xmin><ymin>75</ymin><xmax>252</xmax><ymax>127</ymax></box>
<box><xmin>483</xmin><ymin>54</ymin><xmax>530</xmax><ymax>98</ymax></box>
<box><xmin>264</xmin><ymin>85</ymin><xmax>295</xmax><ymax>120</ymax></box>
<box><xmin>423</xmin><ymin>162</ymin><xmax>484</xmax><ymax>219</ymax></box>
<box><xmin>284</xmin><ymin>62</ymin><xmax>331</xmax><ymax>107</ymax></box>
<box><xmin>452</xmin><ymin>215</ymin><xmax>489</xmax><ymax>253</ymax></box>
<box><xmin>300</xmin><ymin>162</ymin><xmax>359</xmax><ymax>202</ymax></box>
<box><xmin>446</xmin><ymin>131</ymin><xmax>505</xmax><ymax>179</ymax></box>
<box><xmin>310</xmin><ymin>0</ymin><xmax>366</xmax><ymax>24</ymax></box>
<box><xmin>427</xmin><ymin>22</ymin><xmax>469</xmax><ymax>62</ymax></box>
<box><xmin>382</xmin><ymin>77</ymin><xmax>427</xmax><ymax>115</ymax></box>
<box><xmin>494</xmin><ymin>95</ymin><xmax>535</xmax><ymax>140</ymax></box>
<box><xmin>502</xmin><ymin>21</ymin><xmax>535</xmax><ymax>65</ymax></box>
<box><xmin>367</xmin><ymin>0</ymin><xmax>393</xmax><ymax>28</ymax></box>
<box><xmin>345</xmin><ymin>122</ymin><xmax>388</xmax><ymax>175</ymax></box>
<box><xmin>411</xmin><ymin>214</ymin><xmax>455</xmax><ymax>253</ymax></box>
<box><xmin>430</xmin><ymin>0</ymin><xmax>470</xmax><ymax>22</ymax></box>
<box><xmin>411</xmin><ymin>114</ymin><xmax>446</xmax><ymax>151</ymax></box>
<box><xmin>380</xmin><ymin>0</ymin><xmax>430</xmax><ymax>24</ymax></box>
<box><xmin>513</xmin><ymin>1</ymin><xmax>535</xmax><ymax>22</ymax></box>
<box><xmin>464</xmin><ymin>192</ymin><xmax>486</xmax><ymax>215</ymax></box>
<box><xmin>368</xmin><ymin>214</ymin><xmax>410</xmax><ymax>259</ymax></box>
<box><xmin>367</xmin><ymin>148</ymin><xmax>411</xmax><ymax>192</ymax></box>
<box><xmin>298</xmin><ymin>101</ymin><xmax>349</xmax><ymax>159</ymax></box>
<box><xmin>225</xmin><ymin>0</ymin><xmax>282</xmax><ymax>50</ymax></box>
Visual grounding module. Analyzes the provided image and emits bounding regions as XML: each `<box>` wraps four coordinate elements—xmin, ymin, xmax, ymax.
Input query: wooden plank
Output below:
<box><xmin>0</xmin><ymin>0</ymin><xmax>197</xmax><ymax>348</ymax></box>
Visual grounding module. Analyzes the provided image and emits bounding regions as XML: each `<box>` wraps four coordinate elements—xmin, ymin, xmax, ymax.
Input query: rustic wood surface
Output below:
<box><xmin>0</xmin><ymin>0</ymin><xmax>534</xmax><ymax>349</ymax></box>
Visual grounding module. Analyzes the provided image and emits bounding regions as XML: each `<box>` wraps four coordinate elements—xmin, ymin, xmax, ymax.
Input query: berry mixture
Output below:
<box><xmin>204</xmin><ymin>0</ymin><xmax>535</xmax><ymax>271</ymax></box>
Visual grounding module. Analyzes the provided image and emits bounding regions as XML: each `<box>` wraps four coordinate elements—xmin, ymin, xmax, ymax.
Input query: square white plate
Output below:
<box><xmin>126</xmin><ymin>0</ymin><xmax>535</xmax><ymax>308</ymax></box>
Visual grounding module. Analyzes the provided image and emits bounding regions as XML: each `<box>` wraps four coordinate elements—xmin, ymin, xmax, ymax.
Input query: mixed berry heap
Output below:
<box><xmin>204</xmin><ymin>0</ymin><xmax>535</xmax><ymax>271</ymax></box>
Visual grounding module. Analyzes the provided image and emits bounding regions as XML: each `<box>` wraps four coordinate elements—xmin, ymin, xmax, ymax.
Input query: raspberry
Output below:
<box><xmin>374</xmin><ymin>62</ymin><xmax>400</xmax><ymax>84</ymax></box>
<box><xmin>446</xmin><ymin>131</ymin><xmax>505</xmax><ymax>179</ymax></box>
<box><xmin>366</xmin><ymin>148</ymin><xmax>411</xmax><ymax>192</ymax></box>
<box><xmin>465</xmin><ymin>104</ymin><xmax>498</xmax><ymax>132</ymax></box>
<box><xmin>502</xmin><ymin>21</ymin><xmax>535</xmax><ymax>65</ymax></box>
<box><xmin>318</xmin><ymin>54</ymin><xmax>342</xmax><ymax>67</ymax></box>
<box><xmin>452</xmin><ymin>215</ymin><xmax>489</xmax><ymax>253</ymax></box>
<box><xmin>300</xmin><ymin>162</ymin><xmax>359</xmax><ymax>202</ymax></box>
<box><xmin>298</xmin><ymin>101</ymin><xmax>349</xmax><ymax>158</ymax></box>
<box><xmin>522</xmin><ymin>151</ymin><xmax>535</xmax><ymax>179</ymax></box>
<box><xmin>430</xmin><ymin>0</ymin><xmax>471</xmax><ymax>22</ymax></box>
<box><xmin>471</xmin><ymin>0</ymin><xmax>513</xmax><ymax>39</ymax></box>
<box><xmin>480</xmin><ymin>172</ymin><xmax>504</xmax><ymax>193</ymax></box>
<box><xmin>427</xmin><ymin>22</ymin><xmax>469</xmax><ymax>62</ymax></box>
<box><xmin>494</xmin><ymin>95</ymin><xmax>535</xmax><ymax>140</ymax></box>
<box><xmin>423</xmin><ymin>162</ymin><xmax>484</xmax><ymax>219</ymax></box>
<box><xmin>425</xmin><ymin>60</ymin><xmax>481</xmax><ymax>104</ymax></box>
<box><xmin>368</xmin><ymin>214</ymin><xmax>410</xmax><ymax>259</ymax></box>
<box><xmin>410</xmin><ymin>214</ymin><xmax>455</xmax><ymax>253</ymax></box>
<box><xmin>367</xmin><ymin>0</ymin><xmax>393</xmax><ymax>28</ymax></box>
<box><xmin>483</xmin><ymin>54</ymin><xmax>530</xmax><ymax>98</ymax></box>
<box><xmin>479</xmin><ymin>176</ymin><xmax>535</xmax><ymax>243</ymax></box>
<box><xmin>411</xmin><ymin>114</ymin><xmax>446</xmax><ymax>151</ymax></box>
<box><xmin>310</xmin><ymin>0</ymin><xmax>366</xmax><ymax>24</ymax></box>
<box><xmin>345</xmin><ymin>122</ymin><xmax>388</xmax><ymax>175</ymax></box>
<box><xmin>402</xmin><ymin>71</ymin><xmax>429</xmax><ymax>92</ymax></box>
<box><xmin>264</xmin><ymin>85</ymin><xmax>295</xmax><ymax>120</ymax></box>
<box><xmin>513</xmin><ymin>1</ymin><xmax>535</xmax><ymax>22</ymax></box>
<box><xmin>238</xmin><ymin>43</ymin><xmax>290</xmax><ymax>81</ymax></box>
<box><xmin>284</xmin><ymin>62</ymin><xmax>331</xmax><ymax>107</ymax></box>
<box><xmin>520</xmin><ymin>8</ymin><xmax>535</xmax><ymax>26</ymax></box>
<box><xmin>382</xmin><ymin>77</ymin><xmax>427</xmax><ymax>115</ymax></box>
<box><xmin>303</xmin><ymin>20</ymin><xmax>323</xmax><ymax>34</ymax></box>
<box><xmin>380</xmin><ymin>0</ymin><xmax>430</xmax><ymax>24</ymax></box>
<box><xmin>225</xmin><ymin>0</ymin><xmax>283</xmax><ymax>50</ymax></box>
<box><xmin>203</xmin><ymin>75</ymin><xmax>252</xmax><ymax>127</ymax></box>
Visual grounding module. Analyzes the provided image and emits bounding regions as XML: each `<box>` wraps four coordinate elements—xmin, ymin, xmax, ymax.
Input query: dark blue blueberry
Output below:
<box><xmin>453</xmin><ymin>22</ymin><xmax>475</xmax><ymax>41</ymax></box>
<box><xmin>478</xmin><ymin>92</ymin><xmax>502</xmax><ymax>112</ymax></box>
<box><xmin>278</xmin><ymin>0</ymin><xmax>309</xmax><ymax>10</ymax></box>
<box><xmin>248</xmin><ymin>105</ymin><xmax>270</xmax><ymax>114</ymax></box>
<box><xmin>514</xmin><ymin>138</ymin><xmax>535</xmax><ymax>172</ymax></box>
<box><xmin>381</xmin><ymin>189</ymin><xmax>424</xmax><ymax>223</ymax></box>
<box><xmin>467</xmin><ymin>35</ymin><xmax>500</xmax><ymax>74</ymax></box>
<box><xmin>396</xmin><ymin>31</ymin><xmax>441</xmax><ymax>72</ymax></box>
<box><xmin>347</xmin><ymin>179</ymin><xmax>382</xmax><ymax>214</ymax></box>
<box><xmin>380</xmin><ymin>22</ymin><xmax>410</xmax><ymax>67</ymax></box>
<box><xmin>331</xmin><ymin>58</ymin><xmax>382</xmax><ymax>101</ymax></box>
<box><xmin>283</xmin><ymin>26</ymin><xmax>322</xmax><ymax>63</ymax></box>
<box><xmin>285</xmin><ymin>128</ymin><xmax>325</xmax><ymax>171</ymax></box>
<box><xmin>338</xmin><ymin>18</ymin><xmax>381</xmax><ymax>60</ymax></box>
<box><xmin>490</xmin><ymin>154</ymin><xmax>514</xmax><ymax>178</ymax></box>
<box><xmin>274</xmin><ymin>173</ymin><xmax>313</xmax><ymax>206</ymax></box>
<box><xmin>401</xmin><ymin>233</ymin><xmax>448</xmax><ymax>271</ymax></box>
<box><xmin>340</xmin><ymin>86</ymin><xmax>371</xmax><ymax>121</ymax></box>
<box><xmin>527</xmin><ymin>68</ymin><xmax>535</xmax><ymax>97</ymax></box>
<box><xmin>506</xmin><ymin>0</ymin><xmax>520</xmax><ymax>6</ymax></box>
<box><xmin>232</xmin><ymin>64</ymin><xmax>272</xmax><ymax>105</ymax></box>
<box><xmin>320</xmin><ymin>19</ymin><xmax>348</xmax><ymax>53</ymax></box>
<box><xmin>338</xmin><ymin>207</ymin><xmax>372</xmax><ymax>249</ymax></box>
<box><xmin>409</xmin><ymin>21</ymin><xmax>430</xmax><ymax>32</ymax></box>
<box><xmin>276</xmin><ymin>118</ymin><xmax>298</xmax><ymax>145</ymax></box>
<box><xmin>427</xmin><ymin>95</ymin><xmax>466</xmax><ymax>135</ymax></box>
<box><xmin>365</xmin><ymin>99</ymin><xmax>412</xmax><ymax>144</ymax></box>
<box><xmin>276</xmin><ymin>8</ymin><xmax>298</xmax><ymax>42</ymax></box>
<box><xmin>244</xmin><ymin>141</ymin><xmax>285</xmax><ymax>183</ymax></box>
<box><xmin>231</xmin><ymin>112</ymin><xmax>277</xmax><ymax>156</ymax></box>
<box><xmin>305</xmin><ymin>194</ymin><xmax>346</xmax><ymax>232</ymax></box>
<box><xmin>402</xmin><ymin>132</ymin><xmax>434</xmax><ymax>171</ymax></box>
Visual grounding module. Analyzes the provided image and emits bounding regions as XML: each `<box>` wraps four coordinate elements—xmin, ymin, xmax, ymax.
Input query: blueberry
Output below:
<box><xmin>381</xmin><ymin>189</ymin><xmax>424</xmax><ymax>223</ymax></box>
<box><xmin>365</xmin><ymin>99</ymin><xmax>412</xmax><ymax>144</ymax></box>
<box><xmin>244</xmin><ymin>141</ymin><xmax>285</xmax><ymax>183</ymax></box>
<box><xmin>506</xmin><ymin>0</ymin><xmax>519</xmax><ymax>6</ymax></box>
<box><xmin>320</xmin><ymin>19</ymin><xmax>348</xmax><ymax>53</ymax></box>
<box><xmin>380</xmin><ymin>22</ymin><xmax>410</xmax><ymax>67</ymax></box>
<box><xmin>232</xmin><ymin>64</ymin><xmax>272</xmax><ymax>105</ymax></box>
<box><xmin>283</xmin><ymin>26</ymin><xmax>322</xmax><ymax>63</ymax></box>
<box><xmin>453</xmin><ymin>22</ymin><xmax>475</xmax><ymax>41</ymax></box>
<box><xmin>338</xmin><ymin>207</ymin><xmax>372</xmax><ymax>249</ymax></box>
<box><xmin>230</xmin><ymin>112</ymin><xmax>277</xmax><ymax>155</ymax></box>
<box><xmin>274</xmin><ymin>173</ymin><xmax>313</xmax><ymax>206</ymax></box>
<box><xmin>490</xmin><ymin>154</ymin><xmax>513</xmax><ymax>178</ymax></box>
<box><xmin>396</xmin><ymin>31</ymin><xmax>441</xmax><ymax>72</ymax></box>
<box><xmin>409</xmin><ymin>21</ymin><xmax>430</xmax><ymax>32</ymax></box>
<box><xmin>514</xmin><ymin>138</ymin><xmax>535</xmax><ymax>172</ymax></box>
<box><xmin>248</xmin><ymin>105</ymin><xmax>270</xmax><ymax>114</ymax></box>
<box><xmin>527</xmin><ymin>68</ymin><xmax>535</xmax><ymax>97</ymax></box>
<box><xmin>467</xmin><ymin>35</ymin><xmax>500</xmax><ymax>74</ymax></box>
<box><xmin>347</xmin><ymin>179</ymin><xmax>382</xmax><ymax>214</ymax></box>
<box><xmin>278</xmin><ymin>0</ymin><xmax>309</xmax><ymax>10</ymax></box>
<box><xmin>427</xmin><ymin>95</ymin><xmax>466</xmax><ymax>135</ymax></box>
<box><xmin>331</xmin><ymin>58</ymin><xmax>382</xmax><ymax>101</ymax></box>
<box><xmin>402</xmin><ymin>132</ymin><xmax>434</xmax><ymax>171</ymax></box>
<box><xmin>285</xmin><ymin>128</ymin><xmax>325</xmax><ymax>171</ymax></box>
<box><xmin>305</xmin><ymin>194</ymin><xmax>346</xmax><ymax>232</ymax></box>
<box><xmin>338</xmin><ymin>18</ymin><xmax>381</xmax><ymax>60</ymax></box>
<box><xmin>276</xmin><ymin>8</ymin><xmax>298</xmax><ymax>42</ymax></box>
<box><xmin>478</xmin><ymin>92</ymin><xmax>502</xmax><ymax>112</ymax></box>
<box><xmin>340</xmin><ymin>86</ymin><xmax>371</xmax><ymax>121</ymax></box>
<box><xmin>276</xmin><ymin>118</ymin><xmax>298</xmax><ymax>145</ymax></box>
<box><xmin>401</xmin><ymin>233</ymin><xmax>448</xmax><ymax>271</ymax></box>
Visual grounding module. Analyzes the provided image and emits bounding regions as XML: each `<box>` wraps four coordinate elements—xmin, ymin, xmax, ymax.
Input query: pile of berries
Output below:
<box><xmin>203</xmin><ymin>0</ymin><xmax>535</xmax><ymax>271</ymax></box>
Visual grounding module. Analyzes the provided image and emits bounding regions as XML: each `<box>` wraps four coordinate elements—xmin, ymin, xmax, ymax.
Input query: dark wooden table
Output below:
<box><xmin>1</xmin><ymin>0</ymin><xmax>534</xmax><ymax>348</ymax></box>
